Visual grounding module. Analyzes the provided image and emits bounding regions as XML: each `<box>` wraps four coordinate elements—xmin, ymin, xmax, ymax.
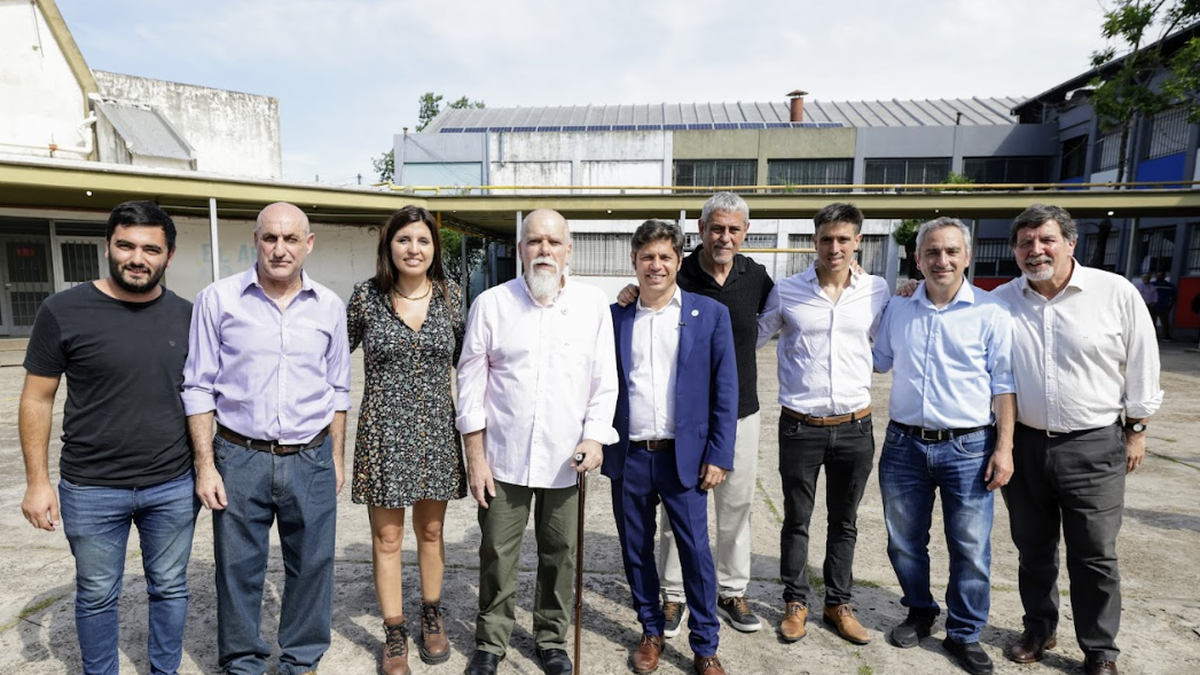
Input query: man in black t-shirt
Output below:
<box><xmin>20</xmin><ymin>201</ymin><xmax>196</xmax><ymax>675</ymax></box>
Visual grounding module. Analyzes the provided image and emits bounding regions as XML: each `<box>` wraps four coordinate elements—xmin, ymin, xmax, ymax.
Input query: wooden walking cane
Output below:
<box><xmin>573</xmin><ymin>452</ymin><xmax>587</xmax><ymax>673</ymax></box>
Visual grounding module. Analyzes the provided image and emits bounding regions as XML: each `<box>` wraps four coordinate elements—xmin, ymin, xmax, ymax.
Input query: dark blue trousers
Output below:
<box><xmin>611</xmin><ymin>445</ymin><xmax>719</xmax><ymax>657</ymax></box>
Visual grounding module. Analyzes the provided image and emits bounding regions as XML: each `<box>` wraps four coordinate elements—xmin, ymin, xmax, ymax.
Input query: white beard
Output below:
<box><xmin>525</xmin><ymin>256</ymin><xmax>562</xmax><ymax>302</ymax></box>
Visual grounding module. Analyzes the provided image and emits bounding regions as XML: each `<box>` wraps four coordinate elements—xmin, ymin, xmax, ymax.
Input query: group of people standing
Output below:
<box><xmin>18</xmin><ymin>192</ymin><xmax>1160</xmax><ymax>675</ymax></box>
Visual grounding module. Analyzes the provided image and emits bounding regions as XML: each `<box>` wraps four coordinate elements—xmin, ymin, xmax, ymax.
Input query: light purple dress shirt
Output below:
<box><xmin>182</xmin><ymin>267</ymin><xmax>352</xmax><ymax>444</ymax></box>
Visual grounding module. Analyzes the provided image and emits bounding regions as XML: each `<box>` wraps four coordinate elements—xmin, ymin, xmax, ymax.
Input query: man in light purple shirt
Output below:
<box><xmin>182</xmin><ymin>202</ymin><xmax>351</xmax><ymax>675</ymax></box>
<box><xmin>457</xmin><ymin>209</ymin><xmax>619</xmax><ymax>675</ymax></box>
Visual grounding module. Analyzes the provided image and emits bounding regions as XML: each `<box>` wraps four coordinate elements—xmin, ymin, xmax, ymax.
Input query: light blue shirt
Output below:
<box><xmin>873</xmin><ymin>280</ymin><xmax>1014</xmax><ymax>429</ymax></box>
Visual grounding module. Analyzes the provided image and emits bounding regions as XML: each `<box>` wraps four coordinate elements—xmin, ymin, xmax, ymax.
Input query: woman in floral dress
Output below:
<box><xmin>348</xmin><ymin>205</ymin><xmax>467</xmax><ymax>675</ymax></box>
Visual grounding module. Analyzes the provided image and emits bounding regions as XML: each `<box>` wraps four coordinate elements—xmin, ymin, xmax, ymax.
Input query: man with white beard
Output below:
<box><xmin>457</xmin><ymin>209</ymin><xmax>620</xmax><ymax>675</ymax></box>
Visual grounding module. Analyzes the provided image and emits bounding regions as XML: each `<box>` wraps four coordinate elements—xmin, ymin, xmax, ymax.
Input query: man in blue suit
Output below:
<box><xmin>603</xmin><ymin>220</ymin><xmax>738</xmax><ymax>675</ymax></box>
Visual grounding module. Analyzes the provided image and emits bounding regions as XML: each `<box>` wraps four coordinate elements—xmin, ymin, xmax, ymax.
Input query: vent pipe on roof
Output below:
<box><xmin>787</xmin><ymin>90</ymin><xmax>808</xmax><ymax>123</ymax></box>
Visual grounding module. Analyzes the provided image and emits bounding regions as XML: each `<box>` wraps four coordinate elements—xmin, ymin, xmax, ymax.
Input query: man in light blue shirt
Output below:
<box><xmin>872</xmin><ymin>217</ymin><xmax>1015</xmax><ymax>675</ymax></box>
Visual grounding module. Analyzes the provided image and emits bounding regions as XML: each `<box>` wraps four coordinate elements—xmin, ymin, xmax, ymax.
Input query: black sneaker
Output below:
<box><xmin>888</xmin><ymin>609</ymin><xmax>936</xmax><ymax>648</ymax></box>
<box><xmin>943</xmin><ymin>637</ymin><xmax>994</xmax><ymax>675</ymax></box>
<box><xmin>663</xmin><ymin>600</ymin><xmax>688</xmax><ymax>638</ymax></box>
<box><xmin>716</xmin><ymin>596</ymin><xmax>762</xmax><ymax>633</ymax></box>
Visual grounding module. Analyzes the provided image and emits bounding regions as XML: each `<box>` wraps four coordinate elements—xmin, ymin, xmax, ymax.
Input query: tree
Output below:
<box><xmin>373</xmin><ymin>93</ymin><xmax>486</xmax><ymax>184</ymax></box>
<box><xmin>1089</xmin><ymin>2</ymin><xmax>1200</xmax><ymax>183</ymax></box>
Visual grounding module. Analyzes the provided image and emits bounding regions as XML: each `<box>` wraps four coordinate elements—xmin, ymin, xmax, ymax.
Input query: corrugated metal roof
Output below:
<box><xmin>94</xmin><ymin>100</ymin><xmax>194</xmax><ymax>161</ymax></box>
<box><xmin>425</xmin><ymin>97</ymin><xmax>1026</xmax><ymax>133</ymax></box>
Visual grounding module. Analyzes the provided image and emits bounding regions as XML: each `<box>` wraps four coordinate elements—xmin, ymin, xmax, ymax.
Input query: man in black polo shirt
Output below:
<box><xmin>620</xmin><ymin>191</ymin><xmax>774</xmax><ymax>636</ymax></box>
<box><xmin>20</xmin><ymin>201</ymin><xmax>197</xmax><ymax>675</ymax></box>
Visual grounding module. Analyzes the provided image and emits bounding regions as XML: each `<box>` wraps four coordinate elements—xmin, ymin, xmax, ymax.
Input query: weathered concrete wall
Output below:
<box><xmin>93</xmin><ymin>71</ymin><xmax>282</xmax><ymax>179</ymax></box>
<box><xmin>0</xmin><ymin>0</ymin><xmax>90</xmax><ymax>158</ymax></box>
<box><xmin>672</xmin><ymin>130</ymin><xmax>760</xmax><ymax>159</ymax></box>
<box><xmin>170</xmin><ymin>217</ymin><xmax>377</xmax><ymax>303</ymax></box>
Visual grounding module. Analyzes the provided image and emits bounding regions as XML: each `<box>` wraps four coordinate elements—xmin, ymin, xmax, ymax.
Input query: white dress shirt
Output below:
<box><xmin>456</xmin><ymin>276</ymin><xmax>619</xmax><ymax>489</ymax></box>
<box><xmin>993</xmin><ymin>263</ymin><xmax>1163</xmax><ymax>432</ymax></box>
<box><xmin>628</xmin><ymin>287</ymin><xmax>682</xmax><ymax>441</ymax></box>
<box><xmin>756</xmin><ymin>265</ymin><xmax>890</xmax><ymax>416</ymax></box>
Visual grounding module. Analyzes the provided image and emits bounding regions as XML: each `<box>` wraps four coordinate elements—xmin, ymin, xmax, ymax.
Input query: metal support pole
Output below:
<box><xmin>1124</xmin><ymin>217</ymin><xmax>1141</xmax><ymax>276</ymax></box>
<box><xmin>208</xmin><ymin>197</ymin><xmax>221</xmax><ymax>283</ymax></box>
<box><xmin>515</xmin><ymin>211</ymin><xmax>524</xmax><ymax>277</ymax></box>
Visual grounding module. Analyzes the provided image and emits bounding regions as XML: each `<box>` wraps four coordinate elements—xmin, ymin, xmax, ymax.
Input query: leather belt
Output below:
<box><xmin>892</xmin><ymin>422</ymin><xmax>990</xmax><ymax>442</ymax></box>
<box><xmin>782</xmin><ymin>405</ymin><xmax>872</xmax><ymax>427</ymax></box>
<box><xmin>1017</xmin><ymin>421</ymin><xmax>1117</xmax><ymax>439</ymax></box>
<box><xmin>216</xmin><ymin>424</ymin><xmax>330</xmax><ymax>456</ymax></box>
<box><xmin>632</xmin><ymin>438</ymin><xmax>675</xmax><ymax>452</ymax></box>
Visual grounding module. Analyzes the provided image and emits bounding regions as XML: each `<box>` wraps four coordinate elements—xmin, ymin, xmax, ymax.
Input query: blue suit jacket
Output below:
<box><xmin>602</xmin><ymin>290</ymin><xmax>738</xmax><ymax>488</ymax></box>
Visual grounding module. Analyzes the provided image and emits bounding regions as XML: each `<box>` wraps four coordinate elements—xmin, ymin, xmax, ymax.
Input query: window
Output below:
<box><xmin>1189</xmin><ymin>224</ymin><xmax>1200</xmax><ymax>275</ymax></box>
<box><xmin>971</xmin><ymin>238</ymin><xmax>1020</xmax><ymax>277</ymax></box>
<box><xmin>1144</xmin><ymin>107</ymin><xmax>1189</xmax><ymax>160</ymax></box>
<box><xmin>863</xmin><ymin>158</ymin><xmax>950</xmax><ymax>191</ymax></box>
<box><xmin>673</xmin><ymin>160</ymin><xmax>756</xmax><ymax>190</ymax></box>
<box><xmin>767</xmin><ymin>159</ymin><xmax>853</xmax><ymax>192</ymax></box>
<box><xmin>962</xmin><ymin>157</ymin><xmax>1051</xmax><ymax>185</ymax></box>
<box><xmin>1059</xmin><ymin>134</ymin><xmax>1088</xmax><ymax>179</ymax></box>
<box><xmin>60</xmin><ymin>242</ymin><xmax>102</xmax><ymax>283</ymax></box>
<box><xmin>1093</xmin><ymin>129</ymin><xmax>1122</xmax><ymax>172</ymax></box>
<box><xmin>1080</xmin><ymin>229</ymin><xmax>1120</xmax><ymax>271</ymax></box>
<box><xmin>785</xmin><ymin>234</ymin><xmax>817</xmax><ymax>276</ymax></box>
<box><xmin>569</xmin><ymin>233</ymin><xmax>634</xmax><ymax>276</ymax></box>
<box><xmin>1140</xmin><ymin>228</ymin><xmax>1175</xmax><ymax>275</ymax></box>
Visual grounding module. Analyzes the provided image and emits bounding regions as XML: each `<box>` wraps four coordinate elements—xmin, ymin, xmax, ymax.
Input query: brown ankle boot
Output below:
<box><xmin>382</xmin><ymin>619</ymin><xmax>411</xmax><ymax>675</ymax></box>
<box><xmin>419</xmin><ymin>600</ymin><xmax>451</xmax><ymax>664</ymax></box>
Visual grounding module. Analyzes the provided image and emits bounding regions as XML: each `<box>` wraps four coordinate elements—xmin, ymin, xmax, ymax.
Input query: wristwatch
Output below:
<box><xmin>1124</xmin><ymin>420</ymin><xmax>1147</xmax><ymax>433</ymax></box>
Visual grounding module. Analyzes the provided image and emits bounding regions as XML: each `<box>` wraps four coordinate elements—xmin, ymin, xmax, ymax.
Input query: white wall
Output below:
<box><xmin>0</xmin><ymin>0</ymin><xmax>90</xmax><ymax>158</ymax></box>
<box><xmin>93</xmin><ymin>71</ymin><xmax>282</xmax><ymax>179</ymax></box>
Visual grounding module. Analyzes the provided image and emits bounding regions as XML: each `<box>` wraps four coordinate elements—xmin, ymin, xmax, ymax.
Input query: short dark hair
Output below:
<box><xmin>106</xmin><ymin>201</ymin><xmax>177</xmax><ymax>251</ymax></box>
<box><xmin>631</xmin><ymin>219</ymin><xmax>683</xmax><ymax>258</ymax></box>
<box><xmin>813</xmin><ymin>203</ymin><xmax>863</xmax><ymax>234</ymax></box>
<box><xmin>1010</xmin><ymin>204</ymin><xmax>1077</xmax><ymax>247</ymax></box>
<box><xmin>374</xmin><ymin>205</ymin><xmax>450</xmax><ymax>303</ymax></box>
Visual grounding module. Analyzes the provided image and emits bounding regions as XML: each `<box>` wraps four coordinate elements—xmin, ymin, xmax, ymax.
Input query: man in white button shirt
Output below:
<box><xmin>993</xmin><ymin>204</ymin><xmax>1163</xmax><ymax>675</ymax></box>
<box><xmin>603</xmin><ymin>220</ymin><xmax>737</xmax><ymax>675</ymax></box>
<box><xmin>456</xmin><ymin>209</ymin><xmax>620</xmax><ymax>675</ymax></box>
<box><xmin>756</xmin><ymin>203</ymin><xmax>890</xmax><ymax>644</ymax></box>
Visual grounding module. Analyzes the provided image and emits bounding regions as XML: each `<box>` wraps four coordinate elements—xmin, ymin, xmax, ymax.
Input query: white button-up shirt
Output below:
<box><xmin>757</xmin><ymin>265</ymin><xmax>890</xmax><ymax>416</ymax></box>
<box><xmin>628</xmin><ymin>288</ymin><xmax>682</xmax><ymax>441</ymax></box>
<box><xmin>456</xmin><ymin>276</ymin><xmax>619</xmax><ymax>489</ymax></box>
<box><xmin>992</xmin><ymin>263</ymin><xmax>1163</xmax><ymax>432</ymax></box>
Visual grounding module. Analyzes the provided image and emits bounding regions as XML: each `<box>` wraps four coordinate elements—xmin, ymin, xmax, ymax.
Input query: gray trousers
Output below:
<box><xmin>1002</xmin><ymin>422</ymin><xmax>1126</xmax><ymax>662</ymax></box>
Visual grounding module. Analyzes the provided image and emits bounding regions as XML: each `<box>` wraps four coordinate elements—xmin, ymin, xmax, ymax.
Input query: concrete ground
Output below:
<box><xmin>1</xmin><ymin>344</ymin><xmax>1198</xmax><ymax>675</ymax></box>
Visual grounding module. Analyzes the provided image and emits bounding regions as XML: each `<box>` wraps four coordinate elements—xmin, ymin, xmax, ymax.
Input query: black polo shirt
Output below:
<box><xmin>677</xmin><ymin>250</ymin><xmax>774</xmax><ymax>418</ymax></box>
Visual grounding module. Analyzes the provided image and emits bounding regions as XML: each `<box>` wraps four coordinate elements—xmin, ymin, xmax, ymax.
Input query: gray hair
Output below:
<box><xmin>700</xmin><ymin>192</ymin><xmax>749</xmax><ymax>227</ymax></box>
<box><xmin>631</xmin><ymin>219</ymin><xmax>684</xmax><ymax>258</ymax></box>
<box><xmin>1009</xmin><ymin>204</ymin><xmax>1077</xmax><ymax>247</ymax></box>
<box><xmin>915</xmin><ymin>217</ymin><xmax>973</xmax><ymax>253</ymax></box>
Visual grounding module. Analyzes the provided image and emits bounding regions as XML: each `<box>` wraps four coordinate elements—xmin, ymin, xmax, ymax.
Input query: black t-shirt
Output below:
<box><xmin>677</xmin><ymin>251</ymin><xmax>774</xmax><ymax>418</ymax></box>
<box><xmin>24</xmin><ymin>283</ymin><xmax>193</xmax><ymax>487</ymax></box>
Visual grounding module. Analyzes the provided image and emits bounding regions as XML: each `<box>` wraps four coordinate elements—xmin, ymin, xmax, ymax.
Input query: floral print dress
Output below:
<box><xmin>347</xmin><ymin>278</ymin><xmax>467</xmax><ymax>507</ymax></box>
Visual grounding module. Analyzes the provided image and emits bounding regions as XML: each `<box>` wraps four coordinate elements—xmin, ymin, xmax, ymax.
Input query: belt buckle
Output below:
<box><xmin>920</xmin><ymin>428</ymin><xmax>943</xmax><ymax>442</ymax></box>
<box><xmin>268</xmin><ymin>440</ymin><xmax>283</xmax><ymax>455</ymax></box>
<box><xmin>1044</xmin><ymin>429</ymin><xmax>1060</xmax><ymax>438</ymax></box>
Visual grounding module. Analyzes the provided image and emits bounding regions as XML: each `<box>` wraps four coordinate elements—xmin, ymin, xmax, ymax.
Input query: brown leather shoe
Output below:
<box><xmin>381</xmin><ymin>620</ymin><xmax>411</xmax><ymax>675</ymax></box>
<box><xmin>1086</xmin><ymin>658</ymin><xmax>1119</xmax><ymax>675</ymax></box>
<box><xmin>1009</xmin><ymin>631</ymin><xmax>1057</xmax><ymax>664</ymax></box>
<box><xmin>693</xmin><ymin>655</ymin><xmax>726</xmax><ymax>675</ymax></box>
<box><xmin>631</xmin><ymin>634</ymin><xmax>663</xmax><ymax>674</ymax></box>
<box><xmin>779</xmin><ymin>601</ymin><xmax>808</xmax><ymax>642</ymax></box>
<box><xmin>822</xmin><ymin>604</ymin><xmax>870</xmax><ymax>644</ymax></box>
<box><xmin>419</xmin><ymin>600</ymin><xmax>451</xmax><ymax>664</ymax></box>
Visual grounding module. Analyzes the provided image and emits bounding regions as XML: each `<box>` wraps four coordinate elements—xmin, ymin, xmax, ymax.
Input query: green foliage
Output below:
<box><xmin>372</xmin><ymin>149</ymin><xmax>394</xmax><ymax>183</ymax></box>
<box><xmin>892</xmin><ymin>219</ymin><xmax>922</xmax><ymax>248</ymax></box>
<box><xmin>417</xmin><ymin>92</ymin><xmax>485</xmax><ymax>131</ymax></box>
<box><xmin>1089</xmin><ymin>1</ymin><xmax>1200</xmax><ymax>182</ymax></box>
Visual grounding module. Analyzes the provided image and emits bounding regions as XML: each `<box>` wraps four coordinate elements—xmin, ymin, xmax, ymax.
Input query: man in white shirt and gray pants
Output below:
<box><xmin>993</xmin><ymin>204</ymin><xmax>1162</xmax><ymax>675</ymax></box>
<box><xmin>756</xmin><ymin>203</ymin><xmax>889</xmax><ymax>644</ymax></box>
<box><xmin>456</xmin><ymin>209</ymin><xmax>619</xmax><ymax>675</ymax></box>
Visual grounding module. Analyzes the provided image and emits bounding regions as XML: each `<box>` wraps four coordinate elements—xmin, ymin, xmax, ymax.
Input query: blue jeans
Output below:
<box><xmin>59</xmin><ymin>471</ymin><xmax>199</xmax><ymax>675</ymax></box>
<box><xmin>879</xmin><ymin>422</ymin><xmax>995</xmax><ymax>644</ymax></box>
<box><xmin>212</xmin><ymin>434</ymin><xmax>338</xmax><ymax>675</ymax></box>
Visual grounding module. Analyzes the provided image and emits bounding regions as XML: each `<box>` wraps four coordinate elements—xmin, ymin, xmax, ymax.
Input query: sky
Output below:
<box><xmin>55</xmin><ymin>0</ymin><xmax>1115</xmax><ymax>186</ymax></box>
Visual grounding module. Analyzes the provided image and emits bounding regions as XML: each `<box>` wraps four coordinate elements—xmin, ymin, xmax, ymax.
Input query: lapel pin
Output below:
<box><xmin>691</xmin><ymin>309</ymin><xmax>699</xmax><ymax>317</ymax></box>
